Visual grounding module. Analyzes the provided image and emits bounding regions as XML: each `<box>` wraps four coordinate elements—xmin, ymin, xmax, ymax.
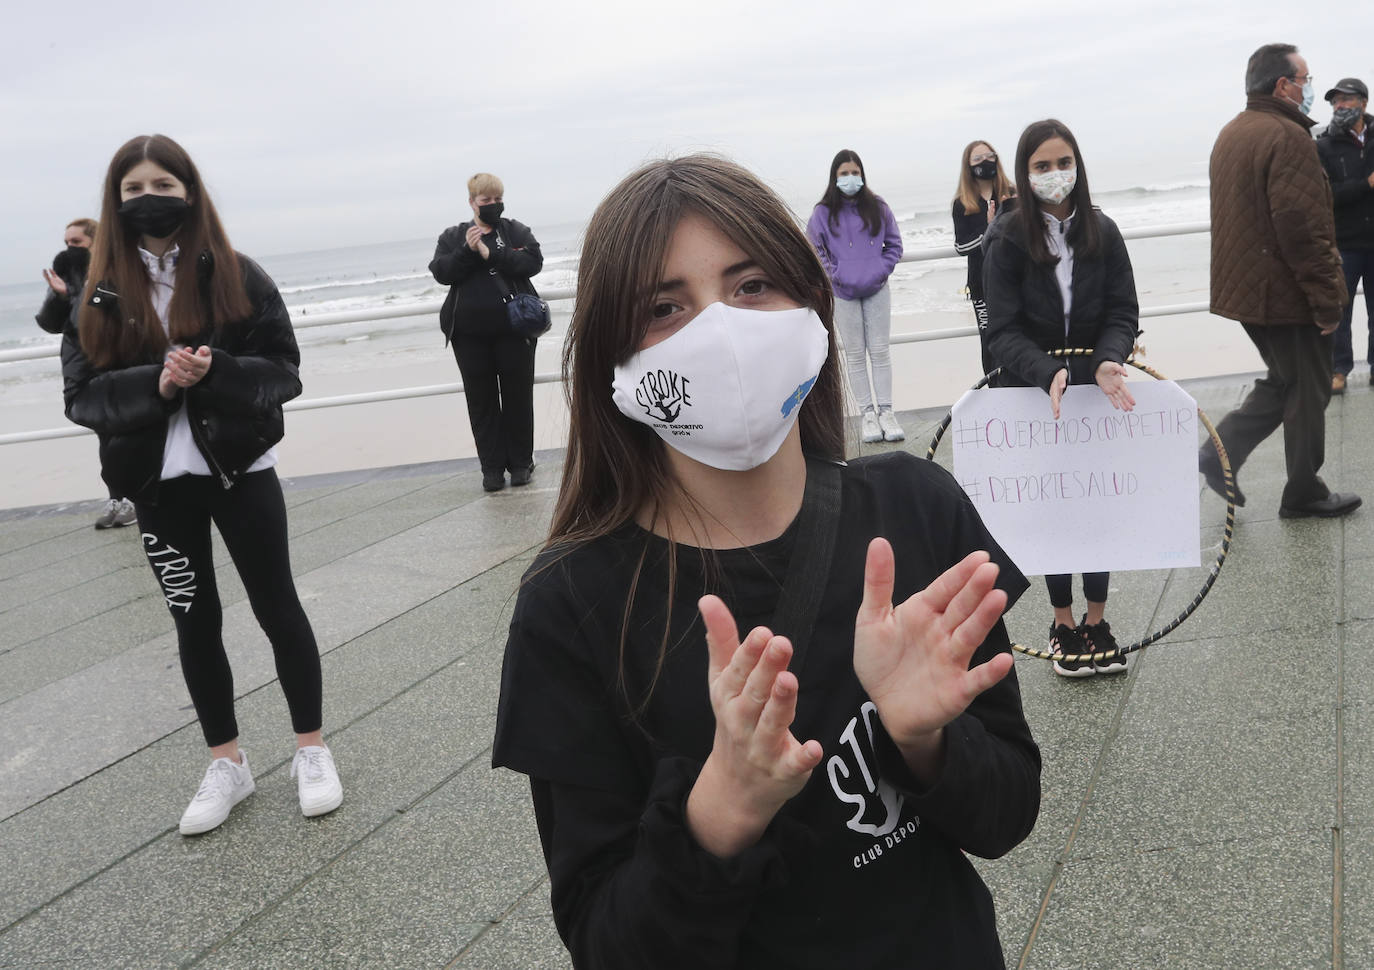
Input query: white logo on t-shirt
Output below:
<box><xmin>827</xmin><ymin>701</ymin><xmax>906</xmax><ymax>837</ymax></box>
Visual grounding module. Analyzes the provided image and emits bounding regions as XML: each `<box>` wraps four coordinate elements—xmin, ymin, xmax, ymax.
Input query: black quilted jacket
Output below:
<box><xmin>1316</xmin><ymin>116</ymin><xmax>1374</xmax><ymax>251</ymax></box>
<box><xmin>61</xmin><ymin>252</ymin><xmax>302</xmax><ymax>502</ymax></box>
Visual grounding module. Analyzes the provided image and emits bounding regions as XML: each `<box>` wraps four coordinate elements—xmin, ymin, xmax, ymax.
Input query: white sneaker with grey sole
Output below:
<box><xmin>861</xmin><ymin>410</ymin><xmax>883</xmax><ymax>443</ymax></box>
<box><xmin>877</xmin><ymin>409</ymin><xmax>905</xmax><ymax>442</ymax></box>
<box><xmin>291</xmin><ymin>745</ymin><xmax>344</xmax><ymax>818</ymax></box>
<box><xmin>179</xmin><ymin>753</ymin><xmax>255</xmax><ymax>835</ymax></box>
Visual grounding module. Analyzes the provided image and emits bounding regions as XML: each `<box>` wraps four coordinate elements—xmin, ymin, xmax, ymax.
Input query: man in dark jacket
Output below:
<box><xmin>1203</xmin><ymin>43</ymin><xmax>1359</xmax><ymax>519</ymax></box>
<box><xmin>1316</xmin><ymin>77</ymin><xmax>1374</xmax><ymax>392</ymax></box>
<box><xmin>36</xmin><ymin>216</ymin><xmax>137</xmax><ymax>529</ymax></box>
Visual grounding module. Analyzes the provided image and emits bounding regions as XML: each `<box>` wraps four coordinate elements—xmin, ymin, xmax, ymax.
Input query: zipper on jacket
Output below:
<box><xmin>186</xmin><ymin>400</ymin><xmax>234</xmax><ymax>490</ymax></box>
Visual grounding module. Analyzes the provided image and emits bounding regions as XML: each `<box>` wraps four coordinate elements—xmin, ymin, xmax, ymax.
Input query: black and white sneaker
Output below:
<box><xmin>1050</xmin><ymin>623</ymin><xmax>1094</xmax><ymax>678</ymax></box>
<box><xmin>1080</xmin><ymin>616</ymin><xmax>1127</xmax><ymax>674</ymax></box>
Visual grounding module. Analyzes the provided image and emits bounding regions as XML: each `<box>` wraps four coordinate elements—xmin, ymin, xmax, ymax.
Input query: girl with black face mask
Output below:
<box><xmin>429</xmin><ymin>172</ymin><xmax>545</xmax><ymax>492</ymax></box>
<box><xmin>63</xmin><ymin>134</ymin><xmax>343</xmax><ymax>835</ymax></box>
<box><xmin>952</xmin><ymin>140</ymin><xmax>1016</xmax><ymax>380</ymax></box>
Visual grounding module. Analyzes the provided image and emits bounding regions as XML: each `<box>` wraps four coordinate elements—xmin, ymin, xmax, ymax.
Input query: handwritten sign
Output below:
<box><xmin>951</xmin><ymin>381</ymin><xmax>1201</xmax><ymax>575</ymax></box>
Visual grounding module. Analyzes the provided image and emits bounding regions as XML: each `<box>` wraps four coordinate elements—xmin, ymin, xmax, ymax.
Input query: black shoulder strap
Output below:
<box><xmin>771</xmin><ymin>457</ymin><xmax>844</xmax><ymax>674</ymax></box>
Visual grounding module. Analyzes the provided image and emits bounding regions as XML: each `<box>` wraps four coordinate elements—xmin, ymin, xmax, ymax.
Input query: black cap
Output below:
<box><xmin>1324</xmin><ymin>77</ymin><xmax>1368</xmax><ymax>102</ymax></box>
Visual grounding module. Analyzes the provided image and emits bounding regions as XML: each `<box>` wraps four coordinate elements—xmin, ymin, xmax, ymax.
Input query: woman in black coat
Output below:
<box><xmin>63</xmin><ymin>134</ymin><xmax>342</xmax><ymax>835</ymax></box>
<box><xmin>429</xmin><ymin>172</ymin><xmax>544</xmax><ymax>492</ymax></box>
<box><xmin>983</xmin><ymin>119</ymin><xmax>1139</xmax><ymax>679</ymax></box>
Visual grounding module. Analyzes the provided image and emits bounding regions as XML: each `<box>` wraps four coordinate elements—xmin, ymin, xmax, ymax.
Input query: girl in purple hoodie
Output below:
<box><xmin>807</xmin><ymin>150</ymin><xmax>905</xmax><ymax>443</ymax></box>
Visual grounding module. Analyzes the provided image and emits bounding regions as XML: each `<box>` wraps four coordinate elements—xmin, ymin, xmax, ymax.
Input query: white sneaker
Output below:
<box><xmin>877</xmin><ymin>409</ymin><xmax>905</xmax><ymax>442</ymax></box>
<box><xmin>861</xmin><ymin>409</ymin><xmax>883</xmax><ymax>443</ymax></box>
<box><xmin>113</xmin><ymin>498</ymin><xmax>138</xmax><ymax>527</ymax></box>
<box><xmin>291</xmin><ymin>745</ymin><xmax>343</xmax><ymax>818</ymax></box>
<box><xmin>179</xmin><ymin>753</ymin><xmax>255</xmax><ymax>835</ymax></box>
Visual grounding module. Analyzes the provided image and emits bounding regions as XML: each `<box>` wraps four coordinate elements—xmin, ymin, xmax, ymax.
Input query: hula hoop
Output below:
<box><xmin>924</xmin><ymin>350</ymin><xmax>1237</xmax><ymax>663</ymax></box>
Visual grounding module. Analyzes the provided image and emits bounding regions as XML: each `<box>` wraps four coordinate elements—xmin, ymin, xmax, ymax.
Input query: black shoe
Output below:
<box><xmin>1198</xmin><ymin>447</ymin><xmax>1245</xmax><ymax>507</ymax></box>
<box><xmin>1079</xmin><ymin>615</ymin><xmax>1127</xmax><ymax>674</ymax></box>
<box><xmin>509</xmin><ymin>464</ymin><xmax>534</xmax><ymax>487</ymax></box>
<box><xmin>1049</xmin><ymin>623</ymin><xmax>1094</xmax><ymax>678</ymax></box>
<box><xmin>1278</xmin><ymin>492</ymin><xmax>1362</xmax><ymax>519</ymax></box>
<box><xmin>482</xmin><ymin>471</ymin><xmax>507</xmax><ymax>492</ymax></box>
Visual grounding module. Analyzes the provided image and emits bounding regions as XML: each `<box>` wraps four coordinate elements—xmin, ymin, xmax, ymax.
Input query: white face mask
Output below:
<box><xmin>611</xmin><ymin>302</ymin><xmax>829</xmax><ymax>471</ymax></box>
<box><xmin>1028</xmin><ymin>167</ymin><xmax>1077</xmax><ymax>205</ymax></box>
<box><xmin>836</xmin><ymin>174</ymin><xmax>864</xmax><ymax>196</ymax></box>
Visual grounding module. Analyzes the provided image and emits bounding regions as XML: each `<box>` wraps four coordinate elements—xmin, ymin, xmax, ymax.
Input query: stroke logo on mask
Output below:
<box><xmin>631</xmin><ymin>368</ymin><xmax>693</xmax><ymax>423</ymax></box>
<box><xmin>611</xmin><ymin>302</ymin><xmax>829</xmax><ymax>471</ymax></box>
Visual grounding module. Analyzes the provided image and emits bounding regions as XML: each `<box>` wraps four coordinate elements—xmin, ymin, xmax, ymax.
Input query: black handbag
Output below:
<box><xmin>491</xmin><ymin>230</ymin><xmax>552</xmax><ymax>338</ymax></box>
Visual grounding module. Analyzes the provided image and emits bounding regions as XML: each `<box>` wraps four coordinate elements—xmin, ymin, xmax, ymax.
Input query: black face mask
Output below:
<box><xmin>118</xmin><ymin>194</ymin><xmax>191</xmax><ymax>239</ymax></box>
<box><xmin>477</xmin><ymin>202</ymin><xmax>505</xmax><ymax>226</ymax></box>
<box><xmin>52</xmin><ymin>245</ymin><xmax>91</xmax><ymax>277</ymax></box>
<box><xmin>971</xmin><ymin>160</ymin><xmax>998</xmax><ymax>181</ymax></box>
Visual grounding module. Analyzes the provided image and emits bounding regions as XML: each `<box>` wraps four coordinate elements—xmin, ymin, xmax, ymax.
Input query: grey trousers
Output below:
<box><xmin>834</xmin><ymin>283</ymin><xmax>893</xmax><ymax>412</ymax></box>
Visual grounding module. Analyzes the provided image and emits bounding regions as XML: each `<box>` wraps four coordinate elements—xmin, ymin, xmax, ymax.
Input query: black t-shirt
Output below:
<box><xmin>493</xmin><ymin>452</ymin><xmax>1041</xmax><ymax>969</ymax></box>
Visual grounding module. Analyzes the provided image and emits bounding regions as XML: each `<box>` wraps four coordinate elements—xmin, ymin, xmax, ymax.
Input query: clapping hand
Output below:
<box><xmin>465</xmin><ymin>225</ymin><xmax>490</xmax><ymax>258</ymax></box>
<box><xmin>853</xmin><ymin>540</ymin><xmax>1012</xmax><ymax>777</ymax></box>
<box><xmin>686</xmin><ymin>595</ymin><xmax>824</xmax><ymax>858</ymax></box>
<box><xmin>159</xmin><ymin>345</ymin><xmax>213</xmax><ymax>399</ymax></box>
<box><xmin>41</xmin><ymin>268</ymin><xmax>68</xmax><ymax>296</ymax></box>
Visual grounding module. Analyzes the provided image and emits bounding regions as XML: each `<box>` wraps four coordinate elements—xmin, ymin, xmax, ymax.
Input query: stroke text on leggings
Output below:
<box><xmin>142</xmin><ymin>533</ymin><xmax>197</xmax><ymax>613</ymax></box>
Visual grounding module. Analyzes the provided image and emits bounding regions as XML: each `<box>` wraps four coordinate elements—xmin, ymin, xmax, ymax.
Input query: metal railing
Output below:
<box><xmin>0</xmin><ymin>219</ymin><xmax>1230</xmax><ymax>446</ymax></box>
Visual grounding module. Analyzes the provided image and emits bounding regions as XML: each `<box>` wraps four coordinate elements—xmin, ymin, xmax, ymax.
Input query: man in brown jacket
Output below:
<box><xmin>1202</xmin><ymin>42</ymin><xmax>1360</xmax><ymax>518</ymax></box>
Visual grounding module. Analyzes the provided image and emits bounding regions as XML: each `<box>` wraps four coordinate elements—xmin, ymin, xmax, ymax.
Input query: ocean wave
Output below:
<box><xmin>1100</xmin><ymin>181</ymin><xmax>1210</xmax><ymax>196</ymax></box>
<box><xmin>279</xmin><ymin>272</ymin><xmax>433</xmax><ymax>295</ymax></box>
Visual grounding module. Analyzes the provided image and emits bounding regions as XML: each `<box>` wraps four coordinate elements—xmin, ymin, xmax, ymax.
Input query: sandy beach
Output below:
<box><xmin>0</xmin><ymin>304</ymin><xmax>1277</xmax><ymax>512</ymax></box>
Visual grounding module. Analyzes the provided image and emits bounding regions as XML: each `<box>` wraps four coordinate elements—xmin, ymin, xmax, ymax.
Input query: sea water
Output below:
<box><xmin>0</xmin><ymin>183</ymin><xmax>1209</xmax><ymax>354</ymax></box>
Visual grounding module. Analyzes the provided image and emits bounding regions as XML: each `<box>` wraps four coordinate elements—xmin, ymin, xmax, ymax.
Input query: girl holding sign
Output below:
<box><xmin>493</xmin><ymin>155</ymin><xmax>1040</xmax><ymax>967</ymax></box>
<box><xmin>982</xmin><ymin>119</ymin><xmax>1140</xmax><ymax>678</ymax></box>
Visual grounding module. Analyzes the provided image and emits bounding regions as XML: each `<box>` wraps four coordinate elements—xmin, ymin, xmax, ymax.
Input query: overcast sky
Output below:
<box><xmin>1</xmin><ymin>0</ymin><xmax>1369</xmax><ymax>284</ymax></box>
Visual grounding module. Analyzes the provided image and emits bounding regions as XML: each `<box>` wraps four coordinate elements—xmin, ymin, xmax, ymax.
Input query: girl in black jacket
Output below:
<box><xmin>429</xmin><ymin>173</ymin><xmax>544</xmax><ymax>492</ymax></box>
<box><xmin>952</xmin><ymin>139</ymin><xmax>1016</xmax><ymax>379</ymax></box>
<box><xmin>62</xmin><ymin>134</ymin><xmax>342</xmax><ymax>835</ymax></box>
<box><xmin>983</xmin><ymin>119</ymin><xmax>1139</xmax><ymax>678</ymax></box>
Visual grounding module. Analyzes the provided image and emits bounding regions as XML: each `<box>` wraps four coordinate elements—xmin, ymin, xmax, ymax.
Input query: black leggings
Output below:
<box><xmin>1045</xmin><ymin>572</ymin><xmax>1109</xmax><ymax>610</ymax></box>
<box><xmin>134</xmin><ymin>469</ymin><xmax>322</xmax><ymax>746</ymax></box>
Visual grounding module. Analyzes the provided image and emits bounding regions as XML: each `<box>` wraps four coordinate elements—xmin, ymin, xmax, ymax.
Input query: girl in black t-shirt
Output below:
<box><xmin>493</xmin><ymin>155</ymin><xmax>1040</xmax><ymax>969</ymax></box>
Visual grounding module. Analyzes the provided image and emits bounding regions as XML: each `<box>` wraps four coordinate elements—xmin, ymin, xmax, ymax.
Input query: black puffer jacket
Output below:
<box><xmin>429</xmin><ymin>218</ymin><xmax>543</xmax><ymax>342</ymax></box>
<box><xmin>35</xmin><ymin>256</ymin><xmax>88</xmax><ymax>335</ymax></box>
<box><xmin>1316</xmin><ymin>117</ymin><xmax>1374</xmax><ymax>250</ymax></box>
<box><xmin>61</xmin><ymin>252</ymin><xmax>302</xmax><ymax>502</ymax></box>
<box><xmin>983</xmin><ymin>207</ymin><xmax>1139</xmax><ymax>391</ymax></box>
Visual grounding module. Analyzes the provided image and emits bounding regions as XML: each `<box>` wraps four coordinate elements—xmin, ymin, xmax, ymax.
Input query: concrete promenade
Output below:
<box><xmin>1</xmin><ymin>372</ymin><xmax>1371</xmax><ymax>969</ymax></box>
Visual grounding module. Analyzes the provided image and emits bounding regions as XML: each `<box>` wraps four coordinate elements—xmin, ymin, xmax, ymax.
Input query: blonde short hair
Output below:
<box><xmin>468</xmin><ymin>173</ymin><xmax>504</xmax><ymax>199</ymax></box>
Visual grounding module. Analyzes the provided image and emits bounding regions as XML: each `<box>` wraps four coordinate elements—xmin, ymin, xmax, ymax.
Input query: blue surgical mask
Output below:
<box><xmin>1297</xmin><ymin>79</ymin><xmax>1315</xmax><ymax>115</ymax></box>
<box><xmin>836</xmin><ymin>174</ymin><xmax>863</xmax><ymax>196</ymax></box>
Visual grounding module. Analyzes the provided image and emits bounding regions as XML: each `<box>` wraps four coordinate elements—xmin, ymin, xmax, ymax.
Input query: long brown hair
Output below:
<box><xmin>953</xmin><ymin>139</ymin><xmax>1015</xmax><ymax>216</ymax></box>
<box><xmin>549</xmin><ymin>154</ymin><xmax>844</xmax><ymax>715</ymax></box>
<box><xmin>1009</xmin><ymin>119</ymin><xmax>1102</xmax><ymax>266</ymax></box>
<box><xmin>817</xmin><ymin>148</ymin><xmax>885</xmax><ymax>236</ymax></box>
<box><xmin>78</xmin><ymin>135</ymin><xmax>252</xmax><ymax>369</ymax></box>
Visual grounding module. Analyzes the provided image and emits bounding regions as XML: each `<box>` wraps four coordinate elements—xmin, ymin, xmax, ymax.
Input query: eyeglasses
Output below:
<box><xmin>971</xmin><ymin>152</ymin><xmax>997</xmax><ymax>164</ymax></box>
<box><xmin>1288</xmin><ymin>74</ymin><xmax>1313</xmax><ymax>85</ymax></box>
